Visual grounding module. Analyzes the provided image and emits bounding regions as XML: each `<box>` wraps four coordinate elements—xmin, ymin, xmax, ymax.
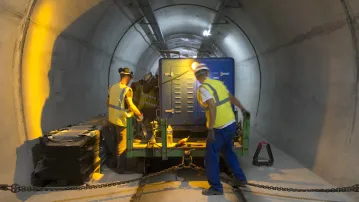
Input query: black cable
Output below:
<box><xmin>133</xmin><ymin>23</ymin><xmax>161</xmax><ymax>56</ymax></box>
<box><xmin>161</xmin><ymin>70</ymin><xmax>191</xmax><ymax>85</ymax></box>
<box><xmin>111</xmin><ymin>0</ymin><xmax>161</xmax><ymax>64</ymax></box>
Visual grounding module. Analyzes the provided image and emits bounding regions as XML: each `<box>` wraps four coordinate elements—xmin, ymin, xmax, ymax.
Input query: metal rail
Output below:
<box><xmin>135</xmin><ymin>0</ymin><xmax>170</xmax><ymax>57</ymax></box>
<box><xmin>197</xmin><ymin>0</ymin><xmax>229</xmax><ymax>57</ymax></box>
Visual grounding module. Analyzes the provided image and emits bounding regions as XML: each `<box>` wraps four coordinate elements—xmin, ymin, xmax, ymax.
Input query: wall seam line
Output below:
<box><xmin>13</xmin><ymin>0</ymin><xmax>38</xmax><ymax>144</ymax></box>
<box><xmin>340</xmin><ymin>0</ymin><xmax>359</xmax><ymax>152</ymax></box>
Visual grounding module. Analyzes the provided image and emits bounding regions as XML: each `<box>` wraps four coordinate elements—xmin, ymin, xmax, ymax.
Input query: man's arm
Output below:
<box><xmin>206</xmin><ymin>98</ymin><xmax>216</xmax><ymax>129</ymax></box>
<box><xmin>125</xmin><ymin>89</ymin><xmax>142</xmax><ymax>117</ymax></box>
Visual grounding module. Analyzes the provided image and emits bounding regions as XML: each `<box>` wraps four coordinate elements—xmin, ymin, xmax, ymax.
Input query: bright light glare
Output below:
<box><xmin>192</xmin><ymin>55</ymin><xmax>197</xmax><ymax>58</ymax></box>
<box><xmin>203</xmin><ymin>30</ymin><xmax>211</xmax><ymax>36</ymax></box>
<box><xmin>191</xmin><ymin>62</ymin><xmax>199</xmax><ymax>70</ymax></box>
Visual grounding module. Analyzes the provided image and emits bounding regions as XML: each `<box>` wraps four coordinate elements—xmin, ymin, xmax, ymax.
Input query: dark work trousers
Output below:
<box><xmin>205</xmin><ymin>122</ymin><xmax>247</xmax><ymax>191</ymax></box>
<box><xmin>104</xmin><ymin>123</ymin><xmax>127</xmax><ymax>171</ymax></box>
<box><xmin>115</xmin><ymin>125</ymin><xmax>127</xmax><ymax>171</ymax></box>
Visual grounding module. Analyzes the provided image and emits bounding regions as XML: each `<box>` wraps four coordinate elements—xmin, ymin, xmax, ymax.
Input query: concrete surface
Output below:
<box><xmin>21</xmin><ymin>133</ymin><xmax>354</xmax><ymax>202</ymax></box>
<box><xmin>24</xmin><ymin>169</ymin><xmax>142</xmax><ymax>202</ymax></box>
<box><xmin>0</xmin><ymin>0</ymin><xmax>359</xmax><ymax>201</ymax></box>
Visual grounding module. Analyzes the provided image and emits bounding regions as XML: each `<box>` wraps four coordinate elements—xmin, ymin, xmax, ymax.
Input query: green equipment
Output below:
<box><xmin>124</xmin><ymin>58</ymin><xmax>251</xmax><ymax>174</ymax></box>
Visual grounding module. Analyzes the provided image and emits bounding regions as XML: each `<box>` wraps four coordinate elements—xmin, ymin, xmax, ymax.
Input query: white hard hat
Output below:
<box><xmin>193</xmin><ymin>63</ymin><xmax>209</xmax><ymax>74</ymax></box>
<box><xmin>118</xmin><ymin>67</ymin><xmax>134</xmax><ymax>78</ymax></box>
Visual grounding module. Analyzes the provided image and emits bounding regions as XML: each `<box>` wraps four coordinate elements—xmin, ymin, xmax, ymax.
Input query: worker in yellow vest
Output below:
<box><xmin>193</xmin><ymin>63</ymin><xmax>250</xmax><ymax>195</ymax></box>
<box><xmin>132</xmin><ymin>73</ymin><xmax>159</xmax><ymax>111</ymax></box>
<box><xmin>139</xmin><ymin>73</ymin><xmax>159</xmax><ymax>123</ymax></box>
<box><xmin>132</xmin><ymin>73</ymin><xmax>159</xmax><ymax>140</ymax></box>
<box><xmin>107</xmin><ymin>67</ymin><xmax>143</xmax><ymax>173</ymax></box>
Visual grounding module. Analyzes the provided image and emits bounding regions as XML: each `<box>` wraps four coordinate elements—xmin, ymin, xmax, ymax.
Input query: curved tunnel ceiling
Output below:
<box><xmin>1</xmin><ymin>1</ymin><xmax>359</xmax><ymax>201</ymax></box>
<box><xmin>110</xmin><ymin>3</ymin><xmax>241</xmax><ymax>83</ymax></box>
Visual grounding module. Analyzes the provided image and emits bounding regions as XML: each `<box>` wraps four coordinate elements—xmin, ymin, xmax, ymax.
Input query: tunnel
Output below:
<box><xmin>1</xmin><ymin>0</ymin><xmax>359</xmax><ymax>201</ymax></box>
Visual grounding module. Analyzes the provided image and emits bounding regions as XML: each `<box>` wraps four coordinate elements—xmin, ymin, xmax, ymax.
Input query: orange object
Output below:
<box><xmin>176</xmin><ymin>136</ymin><xmax>190</xmax><ymax>147</ymax></box>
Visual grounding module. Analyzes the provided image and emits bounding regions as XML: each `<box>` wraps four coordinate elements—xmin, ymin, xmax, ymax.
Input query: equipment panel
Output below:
<box><xmin>159</xmin><ymin>58</ymin><xmax>235</xmax><ymax>127</ymax></box>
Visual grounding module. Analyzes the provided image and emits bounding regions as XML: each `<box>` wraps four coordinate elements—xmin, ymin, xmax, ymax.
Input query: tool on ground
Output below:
<box><xmin>187</xmin><ymin>144</ymin><xmax>204</xmax><ymax>147</ymax></box>
<box><xmin>252</xmin><ymin>141</ymin><xmax>274</xmax><ymax>167</ymax></box>
<box><xmin>175</xmin><ymin>136</ymin><xmax>190</xmax><ymax>147</ymax></box>
<box><xmin>140</xmin><ymin>122</ymin><xmax>147</xmax><ymax>137</ymax></box>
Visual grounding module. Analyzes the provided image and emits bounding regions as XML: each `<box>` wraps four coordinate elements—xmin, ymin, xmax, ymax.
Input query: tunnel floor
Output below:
<box><xmin>21</xmin><ymin>134</ymin><xmax>354</xmax><ymax>202</ymax></box>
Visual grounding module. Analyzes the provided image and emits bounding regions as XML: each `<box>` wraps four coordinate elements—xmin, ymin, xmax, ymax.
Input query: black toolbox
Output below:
<box><xmin>31</xmin><ymin>125</ymin><xmax>101</xmax><ymax>186</ymax></box>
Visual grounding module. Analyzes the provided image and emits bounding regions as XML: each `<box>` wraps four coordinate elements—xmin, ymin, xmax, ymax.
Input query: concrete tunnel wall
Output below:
<box><xmin>0</xmin><ymin>0</ymin><xmax>358</xmax><ymax>201</ymax></box>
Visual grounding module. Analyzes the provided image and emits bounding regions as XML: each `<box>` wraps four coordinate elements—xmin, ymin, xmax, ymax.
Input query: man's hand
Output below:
<box><xmin>136</xmin><ymin>113</ymin><xmax>144</xmax><ymax>122</ymax></box>
<box><xmin>241</xmin><ymin>109</ymin><xmax>250</xmax><ymax>118</ymax></box>
<box><xmin>207</xmin><ymin>129</ymin><xmax>216</xmax><ymax>142</ymax></box>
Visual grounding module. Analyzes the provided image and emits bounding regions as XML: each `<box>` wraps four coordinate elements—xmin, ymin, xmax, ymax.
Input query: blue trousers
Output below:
<box><xmin>205</xmin><ymin>122</ymin><xmax>247</xmax><ymax>191</ymax></box>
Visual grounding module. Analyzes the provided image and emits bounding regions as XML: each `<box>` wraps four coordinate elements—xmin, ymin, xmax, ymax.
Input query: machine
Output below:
<box><xmin>125</xmin><ymin>57</ymin><xmax>250</xmax><ymax>173</ymax></box>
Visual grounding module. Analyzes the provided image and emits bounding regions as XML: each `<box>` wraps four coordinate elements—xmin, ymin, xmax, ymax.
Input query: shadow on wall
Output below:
<box><xmin>13</xmin><ymin>2</ymin><xmax>115</xmax><ymax>201</ymax></box>
<box><xmin>40</xmin><ymin>2</ymin><xmax>112</xmax><ymax>133</ymax></box>
<box><xmin>253</xmin><ymin>44</ymin><xmax>329</xmax><ymax>170</ymax></box>
<box><xmin>14</xmin><ymin>139</ymin><xmax>39</xmax><ymax>201</ymax></box>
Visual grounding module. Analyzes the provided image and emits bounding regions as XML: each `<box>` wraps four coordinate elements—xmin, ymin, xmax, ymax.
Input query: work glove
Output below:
<box><xmin>136</xmin><ymin>113</ymin><xmax>144</xmax><ymax>122</ymax></box>
<box><xmin>207</xmin><ymin>129</ymin><xmax>216</xmax><ymax>142</ymax></box>
<box><xmin>241</xmin><ymin>109</ymin><xmax>250</xmax><ymax>118</ymax></box>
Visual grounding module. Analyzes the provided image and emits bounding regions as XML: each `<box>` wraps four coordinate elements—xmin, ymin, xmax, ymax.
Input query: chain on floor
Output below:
<box><xmin>1</xmin><ymin>163</ymin><xmax>359</xmax><ymax>194</ymax></box>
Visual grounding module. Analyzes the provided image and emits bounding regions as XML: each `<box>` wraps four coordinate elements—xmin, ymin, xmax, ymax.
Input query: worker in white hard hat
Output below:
<box><xmin>193</xmin><ymin>62</ymin><xmax>250</xmax><ymax>195</ymax></box>
<box><xmin>107</xmin><ymin>67</ymin><xmax>144</xmax><ymax>174</ymax></box>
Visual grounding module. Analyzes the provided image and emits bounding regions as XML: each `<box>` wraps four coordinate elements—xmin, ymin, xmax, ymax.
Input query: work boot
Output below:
<box><xmin>202</xmin><ymin>187</ymin><xmax>223</xmax><ymax>196</ymax></box>
<box><xmin>233</xmin><ymin>179</ymin><xmax>248</xmax><ymax>188</ymax></box>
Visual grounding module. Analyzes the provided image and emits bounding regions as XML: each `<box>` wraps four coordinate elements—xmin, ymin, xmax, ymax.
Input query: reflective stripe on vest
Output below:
<box><xmin>133</xmin><ymin>82</ymin><xmax>143</xmax><ymax>104</ymax></box>
<box><xmin>108</xmin><ymin>87</ymin><xmax>127</xmax><ymax>111</ymax></box>
<box><xmin>108</xmin><ymin>83</ymin><xmax>132</xmax><ymax>126</ymax></box>
<box><xmin>197</xmin><ymin>78</ymin><xmax>235</xmax><ymax>128</ymax></box>
<box><xmin>201</xmin><ymin>83</ymin><xmax>230</xmax><ymax>110</ymax></box>
<box><xmin>138</xmin><ymin>89</ymin><xmax>158</xmax><ymax>109</ymax></box>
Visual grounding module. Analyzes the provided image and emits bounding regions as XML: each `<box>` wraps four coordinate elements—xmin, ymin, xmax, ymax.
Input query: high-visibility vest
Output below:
<box><xmin>133</xmin><ymin>81</ymin><xmax>158</xmax><ymax>110</ymax></box>
<box><xmin>197</xmin><ymin>78</ymin><xmax>235</xmax><ymax>128</ymax></box>
<box><xmin>108</xmin><ymin>82</ymin><xmax>134</xmax><ymax>126</ymax></box>
<box><xmin>139</xmin><ymin>88</ymin><xmax>158</xmax><ymax>109</ymax></box>
<box><xmin>133</xmin><ymin>81</ymin><xmax>142</xmax><ymax>106</ymax></box>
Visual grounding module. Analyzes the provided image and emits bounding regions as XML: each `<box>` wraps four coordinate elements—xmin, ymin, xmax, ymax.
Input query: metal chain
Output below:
<box><xmin>1</xmin><ymin>163</ymin><xmax>358</xmax><ymax>194</ymax></box>
<box><xmin>188</xmin><ymin>164</ymin><xmax>359</xmax><ymax>193</ymax></box>
<box><xmin>0</xmin><ymin>165</ymin><xmax>180</xmax><ymax>193</ymax></box>
<box><xmin>246</xmin><ymin>182</ymin><xmax>359</xmax><ymax>193</ymax></box>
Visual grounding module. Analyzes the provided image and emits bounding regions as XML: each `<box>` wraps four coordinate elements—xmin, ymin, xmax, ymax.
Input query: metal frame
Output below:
<box><xmin>135</xmin><ymin>0</ymin><xmax>170</xmax><ymax>57</ymax></box>
<box><xmin>161</xmin><ymin>119</ymin><xmax>168</xmax><ymax>160</ymax></box>
<box><xmin>197</xmin><ymin>0</ymin><xmax>229</xmax><ymax>57</ymax></box>
<box><xmin>126</xmin><ymin>116</ymin><xmax>250</xmax><ymax>159</ymax></box>
<box><xmin>125</xmin><ymin>56</ymin><xmax>250</xmax><ymax>159</ymax></box>
<box><xmin>242</xmin><ymin>114</ymin><xmax>250</xmax><ymax>156</ymax></box>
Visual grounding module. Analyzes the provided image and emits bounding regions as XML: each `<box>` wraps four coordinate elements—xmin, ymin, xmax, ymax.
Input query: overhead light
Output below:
<box><xmin>191</xmin><ymin>62</ymin><xmax>199</xmax><ymax>70</ymax></box>
<box><xmin>203</xmin><ymin>30</ymin><xmax>211</xmax><ymax>37</ymax></box>
<box><xmin>192</xmin><ymin>55</ymin><xmax>197</xmax><ymax>58</ymax></box>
